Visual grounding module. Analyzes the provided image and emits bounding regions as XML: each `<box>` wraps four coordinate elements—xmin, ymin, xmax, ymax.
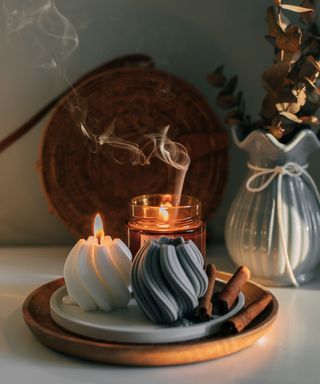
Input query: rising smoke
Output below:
<box><xmin>82</xmin><ymin>122</ymin><xmax>191</xmax><ymax>203</ymax></box>
<box><xmin>3</xmin><ymin>0</ymin><xmax>79</xmax><ymax>68</ymax></box>
<box><xmin>3</xmin><ymin>0</ymin><xmax>191</xmax><ymax>203</ymax></box>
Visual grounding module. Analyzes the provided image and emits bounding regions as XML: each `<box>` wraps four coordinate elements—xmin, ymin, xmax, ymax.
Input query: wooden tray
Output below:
<box><xmin>22</xmin><ymin>271</ymin><xmax>278</xmax><ymax>366</ymax></box>
<box><xmin>49</xmin><ymin>281</ymin><xmax>245</xmax><ymax>344</ymax></box>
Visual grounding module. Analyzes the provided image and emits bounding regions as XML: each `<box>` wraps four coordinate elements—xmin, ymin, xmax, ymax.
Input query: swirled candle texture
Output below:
<box><xmin>131</xmin><ymin>237</ymin><xmax>208</xmax><ymax>323</ymax></box>
<box><xmin>64</xmin><ymin>236</ymin><xmax>132</xmax><ymax>312</ymax></box>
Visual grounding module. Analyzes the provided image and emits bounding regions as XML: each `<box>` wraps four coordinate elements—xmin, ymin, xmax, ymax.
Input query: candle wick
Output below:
<box><xmin>96</xmin><ymin>231</ymin><xmax>104</xmax><ymax>245</ymax></box>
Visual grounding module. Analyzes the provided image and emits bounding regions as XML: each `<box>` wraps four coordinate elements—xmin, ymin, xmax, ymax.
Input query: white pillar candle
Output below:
<box><xmin>63</xmin><ymin>214</ymin><xmax>132</xmax><ymax>312</ymax></box>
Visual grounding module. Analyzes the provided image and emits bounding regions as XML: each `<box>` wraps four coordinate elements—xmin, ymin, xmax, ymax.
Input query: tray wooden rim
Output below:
<box><xmin>22</xmin><ymin>272</ymin><xmax>279</xmax><ymax>366</ymax></box>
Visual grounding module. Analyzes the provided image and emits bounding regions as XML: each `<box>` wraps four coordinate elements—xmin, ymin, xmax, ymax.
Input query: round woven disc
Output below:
<box><xmin>39</xmin><ymin>65</ymin><xmax>228</xmax><ymax>239</ymax></box>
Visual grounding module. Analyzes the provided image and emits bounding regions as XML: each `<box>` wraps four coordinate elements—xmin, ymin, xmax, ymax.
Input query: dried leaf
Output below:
<box><xmin>290</xmin><ymin>49</ymin><xmax>302</xmax><ymax>64</ymax></box>
<box><xmin>300</xmin><ymin>115</ymin><xmax>320</xmax><ymax>125</ymax></box>
<box><xmin>269</xmin><ymin>125</ymin><xmax>285</xmax><ymax>139</ymax></box>
<box><xmin>275</xmin><ymin>102</ymin><xmax>287</xmax><ymax>112</ymax></box>
<box><xmin>307</xmin><ymin>87</ymin><xmax>320</xmax><ymax>104</ymax></box>
<box><xmin>304</xmin><ymin>77</ymin><xmax>317</xmax><ymax>89</ymax></box>
<box><xmin>300</xmin><ymin>0</ymin><xmax>317</xmax><ymax>23</ymax></box>
<box><xmin>300</xmin><ymin>97</ymin><xmax>320</xmax><ymax>116</ymax></box>
<box><xmin>266</xmin><ymin>6</ymin><xmax>280</xmax><ymax>37</ymax></box>
<box><xmin>265</xmin><ymin>35</ymin><xmax>276</xmax><ymax>47</ymax></box>
<box><xmin>276</xmin><ymin>25</ymin><xmax>302</xmax><ymax>53</ymax></box>
<box><xmin>272</xmin><ymin>115</ymin><xmax>284</xmax><ymax>126</ymax></box>
<box><xmin>275</xmin><ymin>83</ymin><xmax>306</xmax><ymax>114</ymax></box>
<box><xmin>262</xmin><ymin>62</ymin><xmax>291</xmax><ymax>91</ymax></box>
<box><xmin>236</xmin><ymin>91</ymin><xmax>243</xmax><ymax>106</ymax></box>
<box><xmin>224</xmin><ymin>109</ymin><xmax>244</xmax><ymax>125</ymax></box>
<box><xmin>279</xmin><ymin>111</ymin><xmax>303</xmax><ymax>123</ymax></box>
<box><xmin>268</xmin><ymin>116</ymin><xmax>290</xmax><ymax>139</ymax></box>
<box><xmin>208</xmin><ymin>72</ymin><xmax>226</xmax><ymax>87</ymax></box>
<box><xmin>280</xmin><ymin>4</ymin><xmax>314</xmax><ymax>13</ymax></box>
<box><xmin>304</xmin><ymin>76</ymin><xmax>316</xmax><ymax>87</ymax></box>
<box><xmin>277</xmin><ymin>88</ymin><xmax>297</xmax><ymax>103</ymax></box>
<box><xmin>216</xmin><ymin>93</ymin><xmax>238</xmax><ymax>109</ymax></box>
<box><xmin>224</xmin><ymin>76</ymin><xmax>238</xmax><ymax>94</ymax></box>
<box><xmin>304</xmin><ymin>77</ymin><xmax>320</xmax><ymax>95</ymax></box>
<box><xmin>307</xmin><ymin>55</ymin><xmax>320</xmax><ymax>72</ymax></box>
<box><xmin>208</xmin><ymin>65</ymin><xmax>227</xmax><ymax>87</ymax></box>
<box><xmin>299</xmin><ymin>56</ymin><xmax>320</xmax><ymax>79</ymax></box>
<box><xmin>303</xmin><ymin>38</ymin><xmax>320</xmax><ymax>58</ymax></box>
<box><xmin>212</xmin><ymin>0</ymin><xmax>320</xmax><ymax>143</ymax></box>
<box><xmin>277</xmin><ymin>10</ymin><xmax>291</xmax><ymax>32</ymax></box>
<box><xmin>276</xmin><ymin>101</ymin><xmax>301</xmax><ymax>114</ymax></box>
<box><xmin>214</xmin><ymin>64</ymin><xmax>224</xmax><ymax>74</ymax></box>
<box><xmin>292</xmin><ymin>83</ymin><xmax>307</xmax><ymax>106</ymax></box>
<box><xmin>261</xmin><ymin>94</ymin><xmax>278</xmax><ymax>118</ymax></box>
<box><xmin>276</xmin><ymin>49</ymin><xmax>302</xmax><ymax>63</ymax></box>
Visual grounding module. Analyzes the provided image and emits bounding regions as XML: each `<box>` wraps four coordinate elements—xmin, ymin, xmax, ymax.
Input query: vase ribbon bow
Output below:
<box><xmin>246</xmin><ymin>161</ymin><xmax>320</xmax><ymax>287</ymax></box>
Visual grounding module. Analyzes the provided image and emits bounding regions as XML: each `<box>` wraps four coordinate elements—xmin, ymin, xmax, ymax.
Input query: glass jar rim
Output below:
<box><xmin>129</xmin><ymin>194</ymin><xmax>201</xmax><ymax>209</ymax></box>
<box><xmin>128</xmin><ymin>194</ymin><xmax>202</xmax><ymax>226</ymax></box>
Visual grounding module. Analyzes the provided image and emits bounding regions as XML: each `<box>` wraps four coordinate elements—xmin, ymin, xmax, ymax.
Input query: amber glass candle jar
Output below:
<box><xmin>127</xmin><ymin>194</ymin><xmax>206</xmax><ymax>258</ymax></box>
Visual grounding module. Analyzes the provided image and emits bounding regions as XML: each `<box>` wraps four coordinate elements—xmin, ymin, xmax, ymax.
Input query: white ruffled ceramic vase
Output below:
<box><xmin>225</xmin><ymin>127</ymin><xmax>320</xmax><ymax>286</ymax></box>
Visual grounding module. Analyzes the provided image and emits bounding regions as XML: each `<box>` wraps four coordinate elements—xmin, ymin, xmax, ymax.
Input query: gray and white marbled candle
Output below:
<box><xmin>131</xmin><ymin>237</ymin><xmax>208</xmax><ymax>324</ymax></box>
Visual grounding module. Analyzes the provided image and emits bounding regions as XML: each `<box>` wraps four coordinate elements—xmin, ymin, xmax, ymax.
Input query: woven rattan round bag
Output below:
<box><xmin>39</xmin><ymin>55</ymin><xmax>228</xmax><ymax>239</ymax></box>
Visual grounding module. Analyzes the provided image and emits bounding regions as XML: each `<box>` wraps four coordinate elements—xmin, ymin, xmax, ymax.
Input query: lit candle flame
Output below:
<box><xmin>159</xmin><ymin>206</ymin><xmax>169</xmax><ymax>221</ymax></box>
<box><xmin>94</xmin><ymin>213</ymin><xmax>104</xmax><ymax>244</ymax></box>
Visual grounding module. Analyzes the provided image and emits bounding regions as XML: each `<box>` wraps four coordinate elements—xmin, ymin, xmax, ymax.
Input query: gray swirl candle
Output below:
<box><xmin>127</xmin><ymin>194</ymin><xmax>206</xmax><ymax>258</ymax></box>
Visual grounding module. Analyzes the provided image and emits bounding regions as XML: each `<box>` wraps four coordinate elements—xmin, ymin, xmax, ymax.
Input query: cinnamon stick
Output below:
<box><xmin>215</xmin><ymin>266</ymin><xmax>250</xmax><ymax>315</ymax></box>
<box><xmin>221</xmin><ymin>292</ymin><xmax>273</xmax><ymax>335</ymax></box>
<box><xmin>197</xmin><ymin>264</ymin><xmax>217</xmax><ymax>321</ymax></box>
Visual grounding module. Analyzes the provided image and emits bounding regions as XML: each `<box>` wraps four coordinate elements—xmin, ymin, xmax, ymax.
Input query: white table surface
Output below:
<box><xmin>1</xmin><ymin>245</ymin><xmax>320</xmax><ymax>384</ymax></box>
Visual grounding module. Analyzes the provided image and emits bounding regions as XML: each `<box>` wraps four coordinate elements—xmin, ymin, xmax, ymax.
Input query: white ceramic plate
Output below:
<box><xmin>50</xmin><ymin>281</ymin><xmax>245</xmax><ymax>344</ymax></box>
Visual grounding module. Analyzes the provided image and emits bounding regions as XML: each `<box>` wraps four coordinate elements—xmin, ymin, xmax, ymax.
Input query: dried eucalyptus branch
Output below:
<box><xmin>209</xmin><ymin>0</ymin><xmax>320</xmax><ymax>142</ymax></box>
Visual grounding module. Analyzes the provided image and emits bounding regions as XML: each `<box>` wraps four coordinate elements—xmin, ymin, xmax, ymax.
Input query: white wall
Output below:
<box><xmin>0</xmin><ymin>0</ymin><xmax>318</xmax><ymax>245</ymax></box>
